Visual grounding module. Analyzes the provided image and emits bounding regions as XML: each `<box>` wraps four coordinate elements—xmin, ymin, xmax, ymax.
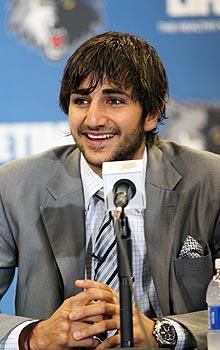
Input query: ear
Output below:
<box><xmin>143</xmin><ymin>109</ymin><xmax>160</xmax><ymax>132</ymax></box>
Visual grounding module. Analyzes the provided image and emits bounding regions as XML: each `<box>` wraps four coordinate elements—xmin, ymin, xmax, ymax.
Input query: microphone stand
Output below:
<box><xmin>114</xmin><ymin>209</ymin><xmax>134</xmax><ymax>348</ymax></box>
<box><xmin>112</xmin><ymin>186</ymin><xmax>170</xmax><ymax>350</ymax></box>
<box><xmin>114</xmin><ymin>213</ymin><xmax>170</xmax><ymax>350</ymax></box>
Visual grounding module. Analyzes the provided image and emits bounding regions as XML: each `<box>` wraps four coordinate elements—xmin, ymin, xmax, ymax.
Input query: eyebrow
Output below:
<box><xmin>102</xmin><ymin>88</ymin><xmax>129</xmax><ymax>96</ymax></box>
<box><xmin>72</xmin><ymin>88</ymin><xmax>130</xmax><ymax>97</ymax></box>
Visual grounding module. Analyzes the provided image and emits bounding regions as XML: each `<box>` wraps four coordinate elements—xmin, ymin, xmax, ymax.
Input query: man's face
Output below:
<box><xmin>68</xmin><ymin>80</ymin><xmax>157</xmax><ymax>175</ymax></box>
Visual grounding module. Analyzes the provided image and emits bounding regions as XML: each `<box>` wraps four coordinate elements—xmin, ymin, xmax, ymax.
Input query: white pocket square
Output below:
<box><xmin>178</xmin><ymin>235</ymin><xmax>204</xmax><ymax>259</ymax></box>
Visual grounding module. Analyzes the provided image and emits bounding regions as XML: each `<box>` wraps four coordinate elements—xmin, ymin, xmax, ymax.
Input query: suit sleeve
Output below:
<box><xmin>0</xmin><ymin>192</ymin><xmax>32</xmax><ymax>340</ymax></box>
<box><xmin>0</xmin><ymin>192</ymin><xmax>17</xmax><ymax>298</ymax></box>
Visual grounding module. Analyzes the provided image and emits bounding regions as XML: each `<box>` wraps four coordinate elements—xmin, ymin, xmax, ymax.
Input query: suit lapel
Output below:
<box><xmin>145</xmin><ymin>144</ymin><xmax>182</xmax><ymax>316</ymax></box>
<box><xmin>40</xmin><ymin>148</ymin><xmax>86</xmax><ymax>299</ymax></box>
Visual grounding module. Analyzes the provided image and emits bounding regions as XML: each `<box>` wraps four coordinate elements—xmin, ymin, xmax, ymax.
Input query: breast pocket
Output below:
<box><xmin>174</xmin><ymin>242</ymin><xmax>213</xmax><ymax>311</ymax></box>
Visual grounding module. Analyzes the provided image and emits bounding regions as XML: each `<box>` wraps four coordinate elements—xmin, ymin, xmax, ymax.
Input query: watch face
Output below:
<box><xmin>154</xmin><ymin>320</ymin><xmax>177</xmax><ymax>347</ymax></box>
<box><xmin>160</xmin><ymin>322</ymin><xmax>176</xmax><ymax>343</ymax></box>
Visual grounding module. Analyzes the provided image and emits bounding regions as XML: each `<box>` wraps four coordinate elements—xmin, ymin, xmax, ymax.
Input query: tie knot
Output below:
<box><xmin>94</xmin><ymin>188</ymin><xmax>104</xmax><ymax>202</ymax></box>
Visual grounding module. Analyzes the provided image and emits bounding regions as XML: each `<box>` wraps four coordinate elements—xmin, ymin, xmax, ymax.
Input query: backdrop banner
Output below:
<box><xmin>0</xmin><ymin>0</ymin><xmax>219</xmax><ymax>313</ymax></box>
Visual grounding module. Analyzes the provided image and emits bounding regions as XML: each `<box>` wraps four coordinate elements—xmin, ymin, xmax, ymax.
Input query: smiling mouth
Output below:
<box><xmin>85</xmin><ymin>133</ymin><xmax>115</xmax><ymax>140</ymax></box>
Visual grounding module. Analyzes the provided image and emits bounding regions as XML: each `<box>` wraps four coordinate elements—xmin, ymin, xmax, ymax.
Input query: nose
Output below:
<box><xmin>85</xmin><ymin>100</ymin><xmax>107</xmax><ymax>128</ymax></box>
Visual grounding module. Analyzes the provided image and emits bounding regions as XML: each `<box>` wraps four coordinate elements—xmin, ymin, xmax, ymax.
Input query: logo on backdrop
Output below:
<box><xmin>0</xmin><ymin>121</ymin><xmax>71</xmax><ymax>164</ymax></box>
<box><xmin>163</xmin><ymin>98</ymin><xmax>220</xmax><ymax>155</ymax></box>
<box><xmin>157</xmin><ymin>0</ymin><xmax>220</xmax><ymax>34</ymax></box>
<box><xmin>166</xmin><ymin>0</ymin><xmax>220</xmax><ymax>17</ymax></box>
<box><xmin>8</xmin><ymin>0</ymin><xmax>102</xmax><ymax>61</ymax></box>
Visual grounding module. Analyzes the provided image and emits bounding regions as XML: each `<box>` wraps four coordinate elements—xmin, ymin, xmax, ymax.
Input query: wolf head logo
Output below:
<box><xmin>164</xmin><ymin>98</ymin><xmax>220</xmax><ymax>154</ymax></box>
<box><xmin>8</xmin><ymin>0</ymin><xmax>102</xmax><ymax>61</ymax></box>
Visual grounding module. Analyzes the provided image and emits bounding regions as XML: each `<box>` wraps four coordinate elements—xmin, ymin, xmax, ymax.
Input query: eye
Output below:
<box><xmin>71</xmin><ymin>97</ymin><xmax>89</xmax><ymax>105</ymax></box>
<box><xmin>107</xmin><ymin>98</ymin><xmax>124</xmax><ymax>105</ymax></box>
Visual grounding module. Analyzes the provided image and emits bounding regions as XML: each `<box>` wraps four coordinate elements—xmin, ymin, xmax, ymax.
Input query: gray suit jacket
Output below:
<box><xmin>0</xmin><ymin>140</ymin><xmax>220</xmax><ymax>349</ymax></box>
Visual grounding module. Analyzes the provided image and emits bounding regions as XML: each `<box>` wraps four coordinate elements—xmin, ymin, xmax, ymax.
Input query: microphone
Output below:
<box><xmin>102</xmin><ymin>159</ymin><xmax>146</xmax><ymax>211</ymax></box>
<box><xmin>113</xmin><ymin>179</ymin><xmax>136</xmax><ymax>209</ymax></box>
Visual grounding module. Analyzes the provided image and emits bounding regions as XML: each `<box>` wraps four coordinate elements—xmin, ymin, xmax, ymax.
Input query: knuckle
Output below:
<box><xmin>63</xmin><ymin>298</ymin><xmax>69</xmax><ymax>306</ymax></box>
<box><xmin>99</xmin><ymin>319</ymin><xmax>111</xmax><ymax>332</ymax></box>
<box><xmin>59</xmin><ymin>332</ymin><xmax>69</xmax><ymax>345</ymax></box>
<box><xmin>85</xmin><ymin>288</ymin><xmax>94</xmax><ymax>298</ymax></box>
<box><xmin>60</xmin><ymin>310</ymin><xmax>69</xmax><ymax>319</ymax></box>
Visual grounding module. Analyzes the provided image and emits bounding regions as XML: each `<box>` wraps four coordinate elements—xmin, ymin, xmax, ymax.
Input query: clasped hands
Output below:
<box><xmin>30</xmin><ymin>280</ymin><xmax>158</xmax><ymax>350</ymax></box>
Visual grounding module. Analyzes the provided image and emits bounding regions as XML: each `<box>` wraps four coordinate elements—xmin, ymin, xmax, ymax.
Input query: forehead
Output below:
<box><xmin>77</xmin><ymin>76</ymin><xmax>132</xmax><ymax>95</ymax></box>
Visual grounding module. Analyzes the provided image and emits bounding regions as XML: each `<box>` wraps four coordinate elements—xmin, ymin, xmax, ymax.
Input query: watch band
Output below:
<box><xmin>153</xmin><ymin>319</ymin><xmax>177</xmax><ymax>348</ymax></box>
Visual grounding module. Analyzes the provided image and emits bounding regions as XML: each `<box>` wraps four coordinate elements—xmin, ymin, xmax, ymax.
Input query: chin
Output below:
<box><xmin>84</xmin><ymin>152</ymin><xmax>112</xmax><ymax>165</ymax></box>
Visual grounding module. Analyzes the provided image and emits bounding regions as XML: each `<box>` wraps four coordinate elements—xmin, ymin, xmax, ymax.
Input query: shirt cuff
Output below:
<box><xmin>1</xmin><ymin>320</ymin><xmax>37</xmax><ymax>350</ymax></box>
<box><xmin>165</xmin><ymin>318</ymin><xmax>197</xmax><ymax>350</ymax></box>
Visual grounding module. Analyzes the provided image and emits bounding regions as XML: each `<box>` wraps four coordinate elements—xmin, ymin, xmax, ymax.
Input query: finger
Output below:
<box><xmin>78</xmin><ymin>315</ymin><xmax>104</xmax><ymax>323</ymax></box>
<box><xmin>76</xmin><ymin>280</ymin><xmax>111</xmax><ymax>291</ymax></box>
<box><xmin>67</xmin><ymin>287</ymin><xmax>114</xmax><ymax>308</ymax></box>
<box><xmin>69</xmin><ymin>301</ymin><xmax>118</xmax><ymax>321</ymax></box>
<box><xmin>76</xmin><ymin>280</ymin><xmax>119</xmax><ymax>298</ymax></box>
<box><xmin>72</xmin><ymin>336</ymin><xmax>101</xmax><ymax>348</ymax></box>
<box><xmin>69</xmin><ymin>321</ymin><xmax>103</xmax><ymax>348</ymax></box>
<box><xmin>96</xmin><ymin>333</ymin><xmax>120</xmax><ymax>350</ymax></box>
<box><xmin>73</xmin><ymin>319</ymin><xmax>119</xmax><ymax>340</ymax></box>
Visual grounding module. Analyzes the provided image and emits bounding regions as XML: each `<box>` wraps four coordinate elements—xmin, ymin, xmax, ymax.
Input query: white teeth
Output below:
<box><xmin>87</xmin><ymin>134</ymin><xmax>113</xmax><ymax>139</ymax></box>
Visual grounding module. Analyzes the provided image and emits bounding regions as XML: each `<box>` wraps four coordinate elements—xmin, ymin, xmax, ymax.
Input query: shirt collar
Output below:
<box><xmin>80</xmin><ymin>154</ymin><xmax>103</xmax><ymax>210</ymax></box>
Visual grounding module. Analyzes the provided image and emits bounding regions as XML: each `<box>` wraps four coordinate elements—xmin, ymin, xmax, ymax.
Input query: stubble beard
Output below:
<box><xmin>72</xmin><ymin>120</ymin><xmax>146</xmax><ymax>171</ymax></box>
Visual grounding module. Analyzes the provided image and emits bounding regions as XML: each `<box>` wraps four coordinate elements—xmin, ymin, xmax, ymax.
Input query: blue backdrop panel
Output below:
<box><xmin>0</xmin><ymin>0</ymin><xmax>219</xmax><ymax>314</ymax></box>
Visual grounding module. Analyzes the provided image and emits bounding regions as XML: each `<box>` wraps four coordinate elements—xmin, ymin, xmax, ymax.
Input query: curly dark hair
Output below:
<box><xmin>59</xmin><ymin>31</ymin><xmax>168</xmax><ymax>144</ymax></box>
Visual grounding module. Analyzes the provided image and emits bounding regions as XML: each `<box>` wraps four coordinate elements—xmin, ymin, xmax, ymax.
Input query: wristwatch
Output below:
<box><xmin>153</xmin><ymin>319</ymin><xmax>177</xmax><ymax>348</ymax></box>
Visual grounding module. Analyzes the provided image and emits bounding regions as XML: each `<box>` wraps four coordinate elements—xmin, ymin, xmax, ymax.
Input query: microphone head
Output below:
<box><xmin>102</xmin><ymin>158</ymin><xmax>146</xmax><ymax>210</ymax></box>
<box><xmin>113</xmin><ymin>179</ymin><xmax>136</xmax><ymax>209</ymax></box>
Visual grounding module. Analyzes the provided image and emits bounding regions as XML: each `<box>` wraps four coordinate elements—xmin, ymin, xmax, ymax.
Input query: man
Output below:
<box><xmin>0</xmin><ymin>31</ymin><xmax>219</xmax><ymax>350</ymax></box>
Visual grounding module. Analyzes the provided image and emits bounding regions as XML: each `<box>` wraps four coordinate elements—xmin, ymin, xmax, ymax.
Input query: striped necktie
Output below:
<box><xmin>92</xmin><ymin>189</ymin><xmax>119</xmax><ymax>292</ymax></box>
